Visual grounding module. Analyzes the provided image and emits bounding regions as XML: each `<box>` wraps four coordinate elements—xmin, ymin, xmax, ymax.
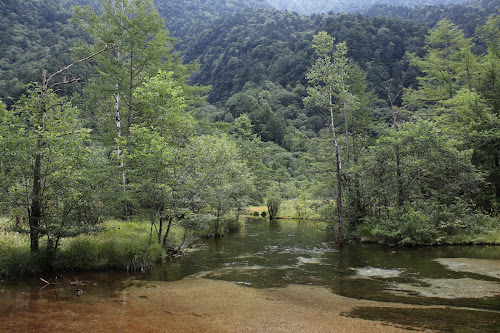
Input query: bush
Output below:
<box><xmin>367</xmin><ymin>206</ymin><xmax>439</xmax><ymax>246</ymax></box>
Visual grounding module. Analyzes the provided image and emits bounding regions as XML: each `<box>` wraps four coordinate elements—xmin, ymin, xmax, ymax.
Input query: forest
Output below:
<box><xmin>0</xmin><ymin>0</ymin><xmax>499</xmax><ymax>276</ymax></box>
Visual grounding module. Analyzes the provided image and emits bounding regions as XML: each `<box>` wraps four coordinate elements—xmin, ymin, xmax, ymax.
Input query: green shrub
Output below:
<box><xmin>367</xmin><ymin>206</ymin><xmax>439</xmax><ymax>246</ymax></box>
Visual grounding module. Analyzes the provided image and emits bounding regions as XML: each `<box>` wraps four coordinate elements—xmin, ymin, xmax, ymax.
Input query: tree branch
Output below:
<box><xmin>46</xmin><ymin>43</ymin><xmax>114</xmax><ymax>87</ymax></box>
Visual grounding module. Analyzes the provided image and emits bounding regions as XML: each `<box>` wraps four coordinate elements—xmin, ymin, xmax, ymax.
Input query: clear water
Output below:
<box><xmin>147</xmin><ymin>219</ymin><xmax>500</xmax><ymax>309</ymax></box>
<box><xmin>1</xmin><ymin>218</ymin><xmax>499</xmax><ymax>332</ymax></box>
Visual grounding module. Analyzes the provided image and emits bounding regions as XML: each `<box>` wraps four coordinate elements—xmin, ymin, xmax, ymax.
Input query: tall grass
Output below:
<box><xmin>0</xmin><ymin>220</ymin><xmax>166</xmax><ymax>277</ymax></box>
<box><xmin>55</xmin><ymin>220</ymin><xmax>165</xmax><ymax>272</ymax></box>
<box><xmin>0</xmin><ymin>230</ymin><xmax>39</xmax><ymax>276</ymax></box>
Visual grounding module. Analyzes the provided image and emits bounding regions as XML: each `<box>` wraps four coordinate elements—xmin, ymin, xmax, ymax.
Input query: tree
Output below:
<box><xmin>406</xmin><ymin>19</ymin><xmax>477</xmax><ymax>109</ymax></box>
<box><xmin>476</xmin><ymin>13</ymin><xmax>500</xmax><ymax>114</ymax></box>
<box><xmin>266</xmin><ymin>185</ymin><xmax>282</xmax><ymax>222</ymax></box>
<box><xmin>359</xmin><ymin>120</ymin><xmax>484</xmax><ymax>245</ymax></box>
<box><xmin>71</xmin><ymin>0</ymin><xmax>176</xmax><ymax>217</ymax></box>
<box><xmin>0</xmin><ymin>40</ymin><xmax>110</xmax><ymax>253</ymax></box>
<box><xmin>129</xmin><ymin>70</ymin><xmax>249</xmax><ymax>249</ymax></box>
<box><xmin>304</xmin><ymin>31</ymin><xmax>357</xmax><ymax>246</ymax></box>
<box><xmin>405</xmin><ymin>15</ymin><xmax>500</xmax><ymax>210</ymax></box>
<box><xmin>0</xmin><ymin>87</ymin><xmax>99</xmax><ymax>254</ymax></box>
<box><xmin>195</xmin><ymin>135</ymin><xmax>251</xmax><ymax>237</ymax></box>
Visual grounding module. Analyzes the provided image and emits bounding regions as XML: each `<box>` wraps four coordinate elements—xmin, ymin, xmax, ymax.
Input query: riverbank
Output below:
<box><xmin>246</xmin><ymin>205</ymin><xmax>500</xmax><ymax>246</ymax></box>
<box><xmin>0</xmin><ymin>220</ymin><xmax>167</xmax><ymax>277</ymax></box>
<box><xmin>2</xmin><ymin>213</ymin><xmax>499</xmax><ymax>278</ymax></box>
<box><xmin>0</xmin><ymin>277</ymin><xmax>440</xmax><ymax>333</ymax></box>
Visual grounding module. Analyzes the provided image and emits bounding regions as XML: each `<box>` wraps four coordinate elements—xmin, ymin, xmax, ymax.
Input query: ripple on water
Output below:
<box><xmin>187</xmin><ymin>264</ymin><xmax>297</xmax><ymax>280</ymax></box>
<box><xmin>279</xmin><ymin>246</ymin><xmax>336</xmax><ymax>255</ymax></box>
<box><xmin>295</xmin><ymin>256</ymin><xmax>325</xmax><ymax>266</ymax></box>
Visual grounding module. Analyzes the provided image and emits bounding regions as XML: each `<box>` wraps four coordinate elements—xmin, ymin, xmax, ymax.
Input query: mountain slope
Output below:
<box><xmin>155</xmin><ymin>0</ymin><xmax>273</xmax><ymax>51</ymax></box>
<box><xmin>184</xmin><ymin>10</ymin><xmax>428</xmax><ymax>104</ymax></box>
<box><xmin>0</xmin><ymin>0</ymin><xmax>84</xmax><ymax>103</ymax></box>
<box><xmin>266</xmin><ymin>0</ymin><xmax>471</xmax><ymax>14</ymax></box>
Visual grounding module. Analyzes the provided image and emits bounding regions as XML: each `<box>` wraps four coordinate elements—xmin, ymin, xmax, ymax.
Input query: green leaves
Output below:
<box><xmin>0</xmin><ymin>84</ymin><xmax>101</xmax><ymax>251</ymax></box>
<box><xmin>359</xmin><ymin>119</ymin><xmax>484</xmax><ymax>244</ymax></box>
<box><xmin>405</xmin><ymin>19</ymin><xmax>477</xmax><ymax>106</ymax></box>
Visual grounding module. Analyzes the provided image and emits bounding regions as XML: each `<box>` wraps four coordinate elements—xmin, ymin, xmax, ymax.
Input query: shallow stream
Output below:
<box><xmin>1</xmin><ymin>218</ymin><xmax>499</xmax><ymax>332</ymax></box>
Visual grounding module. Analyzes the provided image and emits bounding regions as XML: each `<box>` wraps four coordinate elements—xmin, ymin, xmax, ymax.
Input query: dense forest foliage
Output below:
<box><xmin>0</xmin><ymin>0</ymin><xmax>499</xmax><ymax>276</ymax></box>
<box><xmin>265</xmin><ymin>0</ymin><xmax>471</xmax><ymax>15</ymax></box>
<box><xmin>362</xmin><ymin>0</ymin><xmax>499</xmax><ymax>36</ymax></box>
<box><xmin>0</xmin><ymin>0</ymin><xmax>86</xmax><ymax>103</ymax></box>
<box><xmin>184</xmin><ymin>10</ymin><xmax>428</xmax><ymax>105</ymax></box>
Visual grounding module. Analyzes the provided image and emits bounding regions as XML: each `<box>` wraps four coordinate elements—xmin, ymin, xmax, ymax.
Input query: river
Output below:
<box><xmin>1</xmin><ymin>218</ymin><xmax>499</xmax><ymax>332</ymax></box>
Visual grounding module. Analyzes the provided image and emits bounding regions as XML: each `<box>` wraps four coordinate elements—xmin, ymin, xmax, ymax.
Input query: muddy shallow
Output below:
<box><xmin>1</xmin><ymin>278</ymin><xmax>436</xmax><ymax>333</ymax></box>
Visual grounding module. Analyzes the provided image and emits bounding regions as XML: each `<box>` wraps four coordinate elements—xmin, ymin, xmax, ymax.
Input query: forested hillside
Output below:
<box><xmin>184</xmin><ymin>10</ymin><xmax>428</xmax><ymax>105</ymax></box>
<box><xmin>0</xmin><ymin>0</ymin><xmax>499</xmax><ymax>272</ymax></box>
<box><xmin>265</xmin><ymin>0</ymin><xmax>470</xmax><ymax>15</ymax></box>
<box><xmin>1</xmin><ymin>0</ymin><xmax>495</xmax><ymax>103</ymax></box>
<box><xmin>0</xmin><ymin>0</ymin><xmax>85</xmax><ymax>103</ymax></box>
<box><xmin>362</xmin><ymin>0</ymin><xmax>499</xmax><ymax>36</ymax></box>
<box><xmin>154</xmin><ymin>0</ymin><xmax>272</xmax><ymax>51</ymax></box>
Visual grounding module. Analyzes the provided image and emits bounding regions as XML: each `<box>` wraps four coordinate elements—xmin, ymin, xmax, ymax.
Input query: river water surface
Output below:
<box><xmin>1</xmin><ymin>218</ymin><xmax>499</xmax><ymax>332</ymax></box>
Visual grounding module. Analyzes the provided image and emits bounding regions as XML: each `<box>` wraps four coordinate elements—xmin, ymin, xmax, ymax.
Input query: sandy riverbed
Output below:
<box><xmin>0</xmin><ymin>278</ymin><xmax>437</xmax><ymax>333</ymax></box>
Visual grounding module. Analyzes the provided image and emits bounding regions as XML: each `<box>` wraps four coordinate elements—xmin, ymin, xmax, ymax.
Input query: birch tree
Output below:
<box><xmin>304</xmin><ymin>31</ymin><xmax>358</xmax><ymax>246</ymax></box>
<box><xmin>71</xmin><ymin>0</ymin><xmax>175</xmax><ymax>216</ymax></box>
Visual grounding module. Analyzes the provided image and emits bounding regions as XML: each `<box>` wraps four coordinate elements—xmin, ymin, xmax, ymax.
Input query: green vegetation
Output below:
<box><xmin>0</xmin><ymin>0</ymin><xmax>499</xmax><ymax>276</ymax></box>
<box><xmin>266</xmin><ymin>0</ymin><xmax>471</xmax><ymax>15</ymax></box>
<box><xmin>0</xmin><ymin>220</ymin><xmax>166</xmax><ymax>276</ymax></box>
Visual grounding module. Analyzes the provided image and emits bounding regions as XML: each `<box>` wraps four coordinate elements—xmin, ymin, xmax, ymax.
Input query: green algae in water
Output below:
<box><xmin>345</xmin><ymin>306</ymin><xmax>500</xmax><ymax>333</ymax></box>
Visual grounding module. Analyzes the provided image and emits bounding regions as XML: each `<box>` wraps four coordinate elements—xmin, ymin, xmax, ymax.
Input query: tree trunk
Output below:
<box><xmin>29</xmin><ymin>153</ymin><xmax>42</xmax><ymax>253</ymax></box>
<box><xmin>162</xmin><ymin>217</ymin><xmax>173</xmax><ymax>247</ymax></box>
<box><xmin>214</xmin><ymin>212</ymin><xmax>220</xmax><ymax>237</ymax></box>
<box><xmin>176</xmin><ymin>228</ymin><xmax>188</xmax><ymax>253</ymax></box>
<box><xmin>341</xmin><ymin>73</ymin><xmax>350</xmax><ymax>163</ymax></box>
<box><xmin>29</xmin><ymin>70</ymin><xmax>48</xmax><ymax>253</ymax></box>
<box><xmin>330</xmin><ymin>105</ymin><xmax>344</xmax><ymax>247</ymax></box>
<box><xmin>115</xmin><ymin>80</ymin><xmax>128</xmax><ymax>217</ymax></box>
<box><xmin>396</xmin><ymin>145</ymin><xmax>404</xmax><ymax>209</ymax></box>
<box><xmin>158</xmin><ymin>214</ymin><xmax>163</xmax><ymax>244</ymax></box>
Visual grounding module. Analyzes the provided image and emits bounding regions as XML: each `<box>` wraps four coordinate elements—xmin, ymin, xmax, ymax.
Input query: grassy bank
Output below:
<box><xmin>245</xmin><ymin>200</ymin><xmax>500</xmax><ymax>247</ymax></box>
<box><xmin>0</xmin><ymin>215</ymin><xmax>244</xmax><ymax>278</ymax></box>
<box><xmin>246</xmin><ymin>199</ymin><xmax>322</xmax><ymax>220</ymax></box>
<box><xmin>0</xmin><ymin>220</ymin><xmax>169</xmax><ymax>277</ymax></box>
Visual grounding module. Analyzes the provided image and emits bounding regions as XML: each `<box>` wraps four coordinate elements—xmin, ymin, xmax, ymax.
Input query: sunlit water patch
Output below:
<box><xmin>295</xmin><ymin>256</ymin><xmax>326</xmax><ymax>266</ymax></box>
<box><xmin>434</xmin><ymin>258</ymin><xmax>500</xmax><ymax>279</ymax></box>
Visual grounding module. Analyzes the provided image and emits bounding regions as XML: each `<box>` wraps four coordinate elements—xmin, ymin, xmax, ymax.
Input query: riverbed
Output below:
<box><xmin>1</xmin><ymin>218</ymin><xmax>499</xmax><ymax>332</ymax></box>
